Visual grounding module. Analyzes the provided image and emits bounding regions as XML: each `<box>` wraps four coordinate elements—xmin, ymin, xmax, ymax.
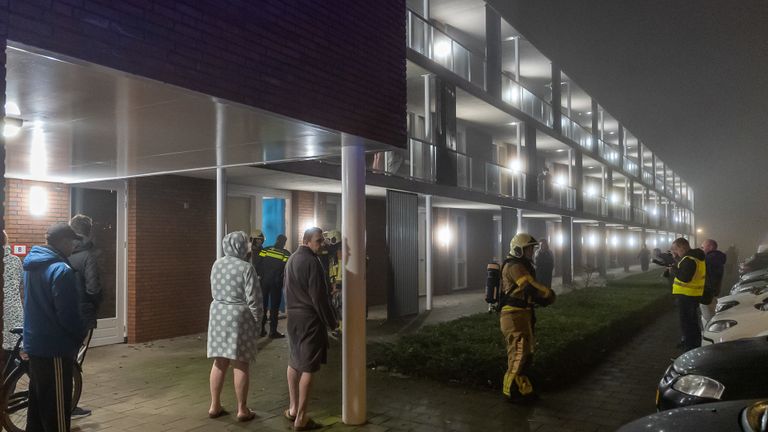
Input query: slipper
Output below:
<box><xmin>294</xmin><ymin>418</ymin><xmax>324</xmax><ymax>431</ymax></box>
<box><xmin>208</xmin><ymin>408</ymin><xmax>229</xmax><ymax>419</ymax></box>
<box><xmin>284</xmin><ymin>409</ymin><xmax>297</xmax><ymax>421</ymax></box>
<box><xmin>237</xmin><ymin>410</ymin><xmax>256</xmax><ymax>422</ymax></box>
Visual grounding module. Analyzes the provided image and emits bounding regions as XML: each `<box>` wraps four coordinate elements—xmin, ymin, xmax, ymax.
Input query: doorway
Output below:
<box><xmin>70</xmin><ymin>182</ymin><xmax>127</xmax><ymax>346</ymax></box>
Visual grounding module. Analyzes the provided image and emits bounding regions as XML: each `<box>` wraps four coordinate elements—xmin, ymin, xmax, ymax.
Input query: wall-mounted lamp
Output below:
<box><xmin>29</xmin><ymin>186</ymin><xmax>48</xmax><ymax>216</ymax></box>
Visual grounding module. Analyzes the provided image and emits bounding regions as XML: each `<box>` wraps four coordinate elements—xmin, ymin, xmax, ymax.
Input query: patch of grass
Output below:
<box><xmin>369</xmin><ymin>270</ymin><xmax>671</xmax><ymax>389</ymax></box>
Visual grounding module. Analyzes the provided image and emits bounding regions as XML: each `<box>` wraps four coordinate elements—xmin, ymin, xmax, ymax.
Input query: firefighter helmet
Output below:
<box><xmin>250</xmin><ymin>229</ymin><xmax>265</xmax><ymax>240</ymax></box>
<box><xmin>509</xmin><ymin>233</ymin><xmax>539</xmax><ymax>258</ymax></box>
<box><xmin>323</xmin><ymin>230</ymin><xmax>341</xmax><ymax>245</ymax></box>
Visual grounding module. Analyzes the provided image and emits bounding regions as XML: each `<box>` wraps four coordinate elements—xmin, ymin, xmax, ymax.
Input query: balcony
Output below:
<box><xmin>484</xmin><ymin>162</ymin><xmax>527</xmax><ymax>200</ymax></box>
<box><xmin>501</xmin><ymin>73</ymin><xmax>553</xmax><ymax>127</ymax></box>
<box><xmin>597</xmin><ymin>139</ymin><xmax>621</xmax><ymax>167</ymax></box>
<box><xmin>632</xmin><ymin>208</ymin><xmax>647</xmax><ymax>225</ymax></box>
<box><xmin>623</xmin><ymin>157</ymin><xmax>639</xmax><ymax>177</ymax></box>
<box><xmin>370</xmin><ymin>138</ymin><xmax>436</xmax><ymax>183</ymax></box>
<box><xmin>407</xmin><ymin>10</ymin><xmax>486</xmax><ymax>89</ymax></box>
<box><xmin>655</xmin><ymin>175</ymin><xmax>664</xmax><ymax>192</ymax></box>
<box><xmin>609</xmin><ymin>202</ymin><xmax>631</xmax><ymax>221</ymax></box>
<box><xmin>560</xmin><ymin>115</ymin><xmax>593</xmax><ymax>151</ymax></box>
<box><xmin>539</xmin><ymin>183</ymin><xmax>576</xmax><ymax>210</ymax></box>
<box><xmin>642</xmin><ymin>169</ymin><xmax>654</xmax><ymax>186</ymax></box>
<box><xmin>583</xmin><ymin>194</ymin><xmax>607</xmax><ymax>217</ymax></box>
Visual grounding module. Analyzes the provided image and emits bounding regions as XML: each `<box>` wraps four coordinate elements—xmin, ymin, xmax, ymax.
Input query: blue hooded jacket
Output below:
<box><xmin>23</xmin><ymin>245</ymin><xmax>86</xmax><ymax>358</ymax></box>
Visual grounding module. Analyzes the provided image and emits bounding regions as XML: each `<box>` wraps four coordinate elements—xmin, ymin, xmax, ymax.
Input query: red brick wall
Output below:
<box><xmin>294</xmin><ymin>191</ymin><xmax>316</xmax><ymax>245</ymax></box>
<box><xmin>127</xmin><ymin>175</ymin><xmax>216</xmax><ymax>343</ymax></box>
<box><xmin>3</xmin><ymin>178</ymin><xmax>70</xmax><ymax>247</ymax></box>
<box><xmin>0</xmin><ymin>0</ymin><xmax>406</xmax><ymax>148</ymax></box>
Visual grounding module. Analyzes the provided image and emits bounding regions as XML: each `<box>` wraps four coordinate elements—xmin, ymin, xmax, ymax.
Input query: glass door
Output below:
<box><xmin>70</xmin><ymin>183</ymin><xmax>126</xmax><ymax>346</ymax></box>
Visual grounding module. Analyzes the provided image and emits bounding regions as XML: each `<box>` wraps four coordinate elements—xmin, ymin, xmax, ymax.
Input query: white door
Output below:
<box><xmin>70</xmin><ymin>181</ymin><xmax>127</xmax><ymax>347</ymax></box>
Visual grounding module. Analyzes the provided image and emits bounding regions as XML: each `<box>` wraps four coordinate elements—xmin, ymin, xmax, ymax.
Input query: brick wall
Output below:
<box><xmin>127</xmin><ymin>175</ymin><xmax>216</xmax><ymax>343</ymax></box>
<box><xmin>3</xmin><ymin>178</ymin><xmax>70</xmax><ymax>246</ymax></box>
<box><xmin>0</xmin><ymin>0</ymin><xmax>406</xmax><ymax>148</ymax></box>
<box><xmin>294</xmin><ymin>190</ymin><xmax>316</xmax><ymax>245</ymax></box>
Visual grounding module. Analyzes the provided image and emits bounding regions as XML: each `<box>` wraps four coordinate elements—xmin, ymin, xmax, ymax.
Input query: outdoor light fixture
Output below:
<box><xmin>586</xmin><ymin>185</ymin><xmax>598</xmax><ymax>197</ymax></box>
<box><xmin>29</xmin><ymin>186</ymin><xmax>48</xmax><ymax>216</ymax></box>
<box><xmin>437</xmin><ymin>225</ymin><xmax>452</xmax><ymax>247</ymax></box>
<box><xmin>554</xmin><ymin>175</ymin><xmax>567</xmax><ymax>187</ymax></box>
<box><xmin>628</xmin><ymin>237</ymin><xmax>636</xmax><ymax>247</ymax></box>
<box><xmin>508</xmin><ymin>158</ymin><xmax>522</xmax><ymax>173</ymax></box>
<box><xmin>4</xmin><ymin>101</ymin><xmax>23</xmax><ymax>138</ymax></box>
<box><xmin>610</xmin><ymin>193</ymin><xmax>621</xmax><ymax>204</ymax></box>
<box><xmin>556</xmin><ymin>149</ymin><xmax>566</xmax><ymax>153</ymax></box>
<box><xmin>434</xmin><ymin>41</ymin><xmax>451</xmax><ymax>58</ymax></box>
<box><xmin>611</xmin><ymin>236</ymin><xmax>619</xmax><ymax>247</ymax></box>
<box><xmin>696</xmin><ymin>228</ymin><xmax>703</xmax><ymax>234</ymax></box>
<box><xmin>589</xmin><ymin>234</ymin><xmax>598</xmax><ymax>248</ymax></box>
<box><xmin>555</xmin><ymin>233</ymin><xmax>564</xmax><ymax>246</ymax></box>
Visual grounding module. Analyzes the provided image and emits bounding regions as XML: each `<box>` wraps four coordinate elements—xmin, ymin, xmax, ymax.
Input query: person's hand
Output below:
<box><xmin>20</xmin><ymin>351</ymin><xmax>29</xmax><ymax>361</ymax></box>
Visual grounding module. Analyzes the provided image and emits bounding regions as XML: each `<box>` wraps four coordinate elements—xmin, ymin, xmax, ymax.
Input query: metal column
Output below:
<box><xmin>341</xmin><ymin>134</ymin><xmax>367</xmax><ymax>425</ymax></box>
<box><xmin>215</xmin><ymin>103</ymin><xmax>227</xmax><ymax>258</ymax></box>
<box><xmin>425</xmin><ymin>195</ymin><xmax>434</xmax><ymax>311</ymax></box>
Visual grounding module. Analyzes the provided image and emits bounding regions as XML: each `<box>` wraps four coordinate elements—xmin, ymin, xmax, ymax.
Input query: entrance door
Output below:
<box><xmin>418</xmin><ymin>208</ymin><xmax>426</xmax><ymax>296</ymax></box>
<box><xmin>70</xmin><ymin>183</ymin><xmax>126</xmax><ymax>346</ymax></box>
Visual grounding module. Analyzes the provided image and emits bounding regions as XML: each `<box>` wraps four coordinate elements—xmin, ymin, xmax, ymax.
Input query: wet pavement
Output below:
<box><xmin>69</xmin><ymin>267</ymin><xmax>679</xmax><ymax>431</ymax></box>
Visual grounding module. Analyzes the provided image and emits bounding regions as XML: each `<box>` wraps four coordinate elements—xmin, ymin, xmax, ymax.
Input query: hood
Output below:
<box><xmin>3</xmin><ymin>245</ymin><xmax>10</xmax><ymax>257</ymax></box>
<box><xmin>23</xmin><ymin>245</ymin><xmax>66</xmax><ymax>271</ymax></box>
<box><xmin>72</xmin><ymin>238</ymin><xmax>94</xmax><ymax>253</ymax></box>
<box><xmin>707</xmin><ymin>250</ymin><xmax>727</xmax><ymax>266</ymax></box>
<box><xmin>674</xmin><ymin>336</ymin><xmax>768</xmax><ymax>376</ymax></box>
<box><xmin>222</xmin><ymin>231</ymin><xmax>249</xmax><ymax>260</ymax></box>
<box><xmin>686</xmin><ymin>248</ymin><xmax>706</xmax><ymax>260</ymax></box>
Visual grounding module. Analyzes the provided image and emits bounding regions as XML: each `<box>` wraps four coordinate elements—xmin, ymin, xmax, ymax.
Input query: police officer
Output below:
<box><xmin>669</xmin><ymin>237</ymin><xmax>706</xmax><ymax>351</ymax></box>
<box><xmin>258</xmin><ymin>234</ymin><xmax>291</xmax><ymax>338</ymax></box>
<box><xmin>499</xmin><ymin>233</ymin><xmax>556</xmax><ymax>402</ymax></box>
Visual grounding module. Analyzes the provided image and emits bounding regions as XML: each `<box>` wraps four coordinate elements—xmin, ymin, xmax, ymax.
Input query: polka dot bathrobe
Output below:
<box><xmin>207</xmin><ymin>231</ymin><xmax>264</xmax><ymax>362</ymax></box>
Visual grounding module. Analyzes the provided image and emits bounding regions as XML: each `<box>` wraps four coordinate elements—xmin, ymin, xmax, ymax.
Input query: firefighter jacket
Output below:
<box><xmin>500</xmin><ymin>255</ymin><xmax>556</xmax><ymax>311</ymax></box>
<box><xmin>672</xmin><ymin>248</ymin><xmax>706</xmax><ymax>297</ymax></box>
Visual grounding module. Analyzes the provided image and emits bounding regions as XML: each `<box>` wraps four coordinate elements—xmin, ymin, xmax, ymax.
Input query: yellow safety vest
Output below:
<box><xmin>672</xmin><ymin>255</ymin><xmax>706</xmax><ymax>297</ymax></box>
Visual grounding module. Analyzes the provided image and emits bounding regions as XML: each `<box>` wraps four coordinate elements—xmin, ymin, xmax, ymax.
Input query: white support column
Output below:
<box><xmin>215</xmin><ymin>103</ymin><xmax>227</xmax><ymax>258</ymax></box>
<box><xmin>216</xmin><ymin>168</ymin><xmax>227</xmax><ymax>258</ymax></box>
<box><xmin>425</xmin><ymin>194</ymin><xmax>433</xmax><ymax>311</ymax></box>
<box><xmin>341</xmin><ymin>134</ymin><xmax>367</xmax><ymax>425</ymax></box>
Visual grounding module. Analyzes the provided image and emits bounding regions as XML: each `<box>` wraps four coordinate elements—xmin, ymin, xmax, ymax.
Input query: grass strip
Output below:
<box><xmin>369</xmin><ymin>270</ymin><xmax>672</xmax><ymax>389</ymax></box>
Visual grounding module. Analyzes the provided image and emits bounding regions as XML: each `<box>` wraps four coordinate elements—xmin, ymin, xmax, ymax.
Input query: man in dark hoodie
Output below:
<box><xmin>23</xmin><ymin>222</ymin><xmax>87</xmax><ymax>432</ymax></box>
<box><xmin>669</xmin><ymin>237</ymin><xmax>706</xmax><ymax>352</ymax></box>
<box><xmin>68</xmin><ymin>214</ymin><xmax>102</xmax><ymax>419</ymax></box>
<box><xmin>700</xmin><ymin>239</ymin><xmax>727</xmax><ymax>325</ymax></box>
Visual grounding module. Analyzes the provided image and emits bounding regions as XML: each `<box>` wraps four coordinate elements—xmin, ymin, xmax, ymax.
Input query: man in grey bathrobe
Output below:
<box><xmin>284</xmin><ymin>227</ymin><xmax>338</xmax><ymax>431</ymax></box>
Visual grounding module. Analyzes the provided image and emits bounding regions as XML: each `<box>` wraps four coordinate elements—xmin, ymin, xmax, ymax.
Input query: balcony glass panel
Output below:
<box><xmin>540</xmin><ymin>184</ymin><xmax>576</xmax><ymax>210</ymax></box>
<box><xmin>561</xmin><ymin>114</ymin><xmax>594</xmax><ymax>151</ymax></box>
<box><xmin>597</xmin><ymin>139</ymin><xmax>621</xmax><ymax>167</ymax></box>
<box><xmin>623</xmin><ymin>157</ymin><xmax>639</xmax><ymax>177</ymax></box>
<box><xmin>406</xmin><ymin>10</ymin><xmax>486</xmax><ymax>90</ymax></box>
<box><xmin>485</xmin><ymin>162</ymin><xmax>527</xmax><ymax>199</ymax></box>
<box><xmin>501</xmin><ymin>74</ymin><xmax>553</xmax><ymax>127</ymax></box>
<box><xmin>583</xmin><ymin>194</ymin><xmax>607</xmax><ymax>216</ymax></box>
<box><xmin>642</xmin><ymin>169</ymin><xmax>654</xmax><ymax>186</ymax></box>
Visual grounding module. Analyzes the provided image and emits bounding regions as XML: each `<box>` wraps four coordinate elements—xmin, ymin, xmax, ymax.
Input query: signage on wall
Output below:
<box><xmin>11</xmin><ymin>244</ymin><xmax>28</xmax><ymax>257</ymax></box>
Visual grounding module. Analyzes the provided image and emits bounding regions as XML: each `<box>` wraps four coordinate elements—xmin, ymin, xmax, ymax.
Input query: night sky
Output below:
<box><xmin>491</xmin><ymin>0</ymin><xmax>768</xmax><ymax>258</ymax></box>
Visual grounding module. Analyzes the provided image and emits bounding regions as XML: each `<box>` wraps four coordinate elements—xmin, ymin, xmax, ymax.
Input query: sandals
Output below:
<box><xmin>237</xmin><ymin>410</ymin><xmax>256</xmax><ymax>422</ymax></box>
<box><xmin>294</xmin><ymin>417</ymin><xmax>324</xmax><ymax>431</ymax></box>
<box><xmin>208</xmin><ymin>408</ymin><xmax>229</xmax><ymax>419</ymax></box>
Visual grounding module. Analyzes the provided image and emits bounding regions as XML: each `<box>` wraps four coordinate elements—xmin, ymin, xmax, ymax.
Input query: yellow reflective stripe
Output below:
<box><xmin>501</xmin><ymin>305</ymin><xmax>527</xmax><ymax>312</ymax></box>
<box><xmin>259</xmin><ymin>250</ymin><xmax>289</xmax><ymax>261</ymax></box>
<box><xmin>515</xmin><ymin>274</ymin><xmax>534</xmax><ymax>287</ymax></box>
<box><xmin>672</xmin><ymin>256</ymin><xmax>706</xmax><ymax>296</ymax></box>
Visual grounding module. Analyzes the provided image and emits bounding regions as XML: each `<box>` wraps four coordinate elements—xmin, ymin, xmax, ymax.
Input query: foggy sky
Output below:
<box><xmin>490</xmin><ymin>0</ymin><xmax>768</xmax><ymax>258</ymax></box>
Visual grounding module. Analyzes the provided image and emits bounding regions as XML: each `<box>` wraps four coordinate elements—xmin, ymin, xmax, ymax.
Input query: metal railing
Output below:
<box><xmin>610</xmin><ymin>202</ymin><xmax>631</xmax><ymax>221</ymax></box>
<box><xmin>407</xmin><ymin>10</ymin><xmax>486</xmax><ymax>89</ymax></box>
<box><xmin>560</xmin><ymin>115</ymin><xmax>593</xmax><ymax>151</ymax></box>
<box><xmin>370</xmin><ymin>138</ymin><xmax>437</xmax><ymax>183</ymax></box>
<box><xmin>583</xmin><ymin>194</ymin><xmax>607</xmax><ymax>216</ymax></box>
<box><xmin>485</xmin><ymin>162</ymin><xmax>527</xmax><ymax>199</ymax></box>
<box><xmin>597</xmin><ymin>139</ymin><xmax>621</xmax><ymax>167</ymax></box>
<box><xmin>642</xmin><ymin>169</ymin><xmax>654</xmax><ymax>186</ymax></box>
<box><xmin>632</xmin><ymin>208</ymin><xmax>647</xmax><ymax>225</ymax></box>
<box><xmin>501</xmin><ymin>73</ymin><xmax>553</xmax><ymax>127</ymax></box>
<box><xmin>539</xmin><ymin>184</ymin><xmax>576</xmax><ymax>210</ymax></box>
<box><xmin>623</xmin><ymin>157</ymin><xmax>639</xmax><ymax>177</ymax></box>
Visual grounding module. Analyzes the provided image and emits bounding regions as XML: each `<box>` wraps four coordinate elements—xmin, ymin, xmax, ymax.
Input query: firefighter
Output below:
<box><xmin>500</xmin><ymin>233</ymin><xmax>556</xmax><ymax>402</ymax></box>
<box><xmin>323</xmin><ymin>230</ymin><xmax>343</xmax><ymax>317</ymax></box>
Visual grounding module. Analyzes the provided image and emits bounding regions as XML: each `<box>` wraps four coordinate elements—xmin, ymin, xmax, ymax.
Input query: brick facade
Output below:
<box><xmin>127</xmin><ymin>175</ymin><xmax>216</xmax><ymax>343</ymax></box>
<box><xmin>0</xmin><ymin>0</ymin><xmax>406</xmax><ymax>148</ymax></box>
<box><xmin>3</xmin><ymin>178</ymin><xmax>70</xmax><ymax>246</ymax></box>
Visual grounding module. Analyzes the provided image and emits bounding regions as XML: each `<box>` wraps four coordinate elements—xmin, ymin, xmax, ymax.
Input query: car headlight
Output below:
<box><xmin>671</xmin><ymin>374</ymin><xmax>725</xmax><ymax>399</ymax></box>
<box><xmin>707</xmin><ymin>320</ymin><xmax>738</xmax><ymax>332</ymax></box>
<box><xmin>715</xmin><ymin>300</ymin><xmax>739</xmax><ymax>313</ymax></box>
<box><xmin>752</xmin><ymin>286</ymin><xmax>768</xmax><ymax>296</ymax></box>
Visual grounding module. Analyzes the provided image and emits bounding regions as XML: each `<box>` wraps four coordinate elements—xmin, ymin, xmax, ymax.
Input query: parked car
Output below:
<box><xmin>731</xmin><ymin>278</ymin><xmax>768</xmax><ymax>296</ymax></box>
<box><xmin>619</xmin><ymin>399</ymin><xmax>767</xmax><ymax>432</ymax></box>
<box><xmin>703</xmin><ymin>292</ymin><xmax>768</xmax><ymax>344</ymax></box>
<box><xmin>739</xmin><ymin>268</ymin><xmax>768</xmax><ymax>285</ymax></box>
<box><xmin>656</xmin><ymin>337</ymin><xmax>768</xmax><ymax>411</ymax></box>
<box><xmin>740</xmin><ymin>251</ymin><xmax>768</xmax><ymax>276</ymax></box>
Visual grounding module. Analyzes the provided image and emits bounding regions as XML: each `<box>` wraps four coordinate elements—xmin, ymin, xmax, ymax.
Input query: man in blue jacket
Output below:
<box><xmin>23</xmin><ymin>223</ymin><xmax>87</xmax><ymax>432</ymax></box>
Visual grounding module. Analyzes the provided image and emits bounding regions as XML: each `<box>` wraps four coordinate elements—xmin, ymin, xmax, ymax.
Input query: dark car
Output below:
<box><xmin>657</xmin><ymin>336</ymin><xmax>768</xmax><ymax>411</ymax></box>
<box><xmin>619</xmin><ymin>399</ymin><xmax>768</xmax><ymax>432</ymax></box>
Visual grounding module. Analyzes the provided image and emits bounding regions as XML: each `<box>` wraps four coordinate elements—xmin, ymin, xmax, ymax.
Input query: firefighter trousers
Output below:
<box><xmin>500</xmin><ymin>308</ymin><xmax>535</xmax><ymax>398</ymax></box>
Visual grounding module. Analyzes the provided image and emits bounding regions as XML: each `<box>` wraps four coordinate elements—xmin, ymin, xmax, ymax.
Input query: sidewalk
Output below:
<box><xmin>69</xmin><ymin>265</ymin><xmax>674</xmax><ymax>432</ymax></box>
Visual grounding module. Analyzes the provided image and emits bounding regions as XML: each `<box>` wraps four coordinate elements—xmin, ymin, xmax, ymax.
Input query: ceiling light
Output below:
<box><xmin>586</xmin><ymin>111</ymin><xmax>592</xmax><ymax>115</ymax></box>
<box><xmin>509</xmin><ymin>158</ymin><xmax>522</xmax><ymax>173</ymax></box>
<box><xmin>5</xmin><ymin>102</ymin><xmax>21</xmax><ymax>117</ymax></box>
<box><xmin>556</xmin><ymin>149</ymin><xmax>565</xmax><ymax>152</ymax></box>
